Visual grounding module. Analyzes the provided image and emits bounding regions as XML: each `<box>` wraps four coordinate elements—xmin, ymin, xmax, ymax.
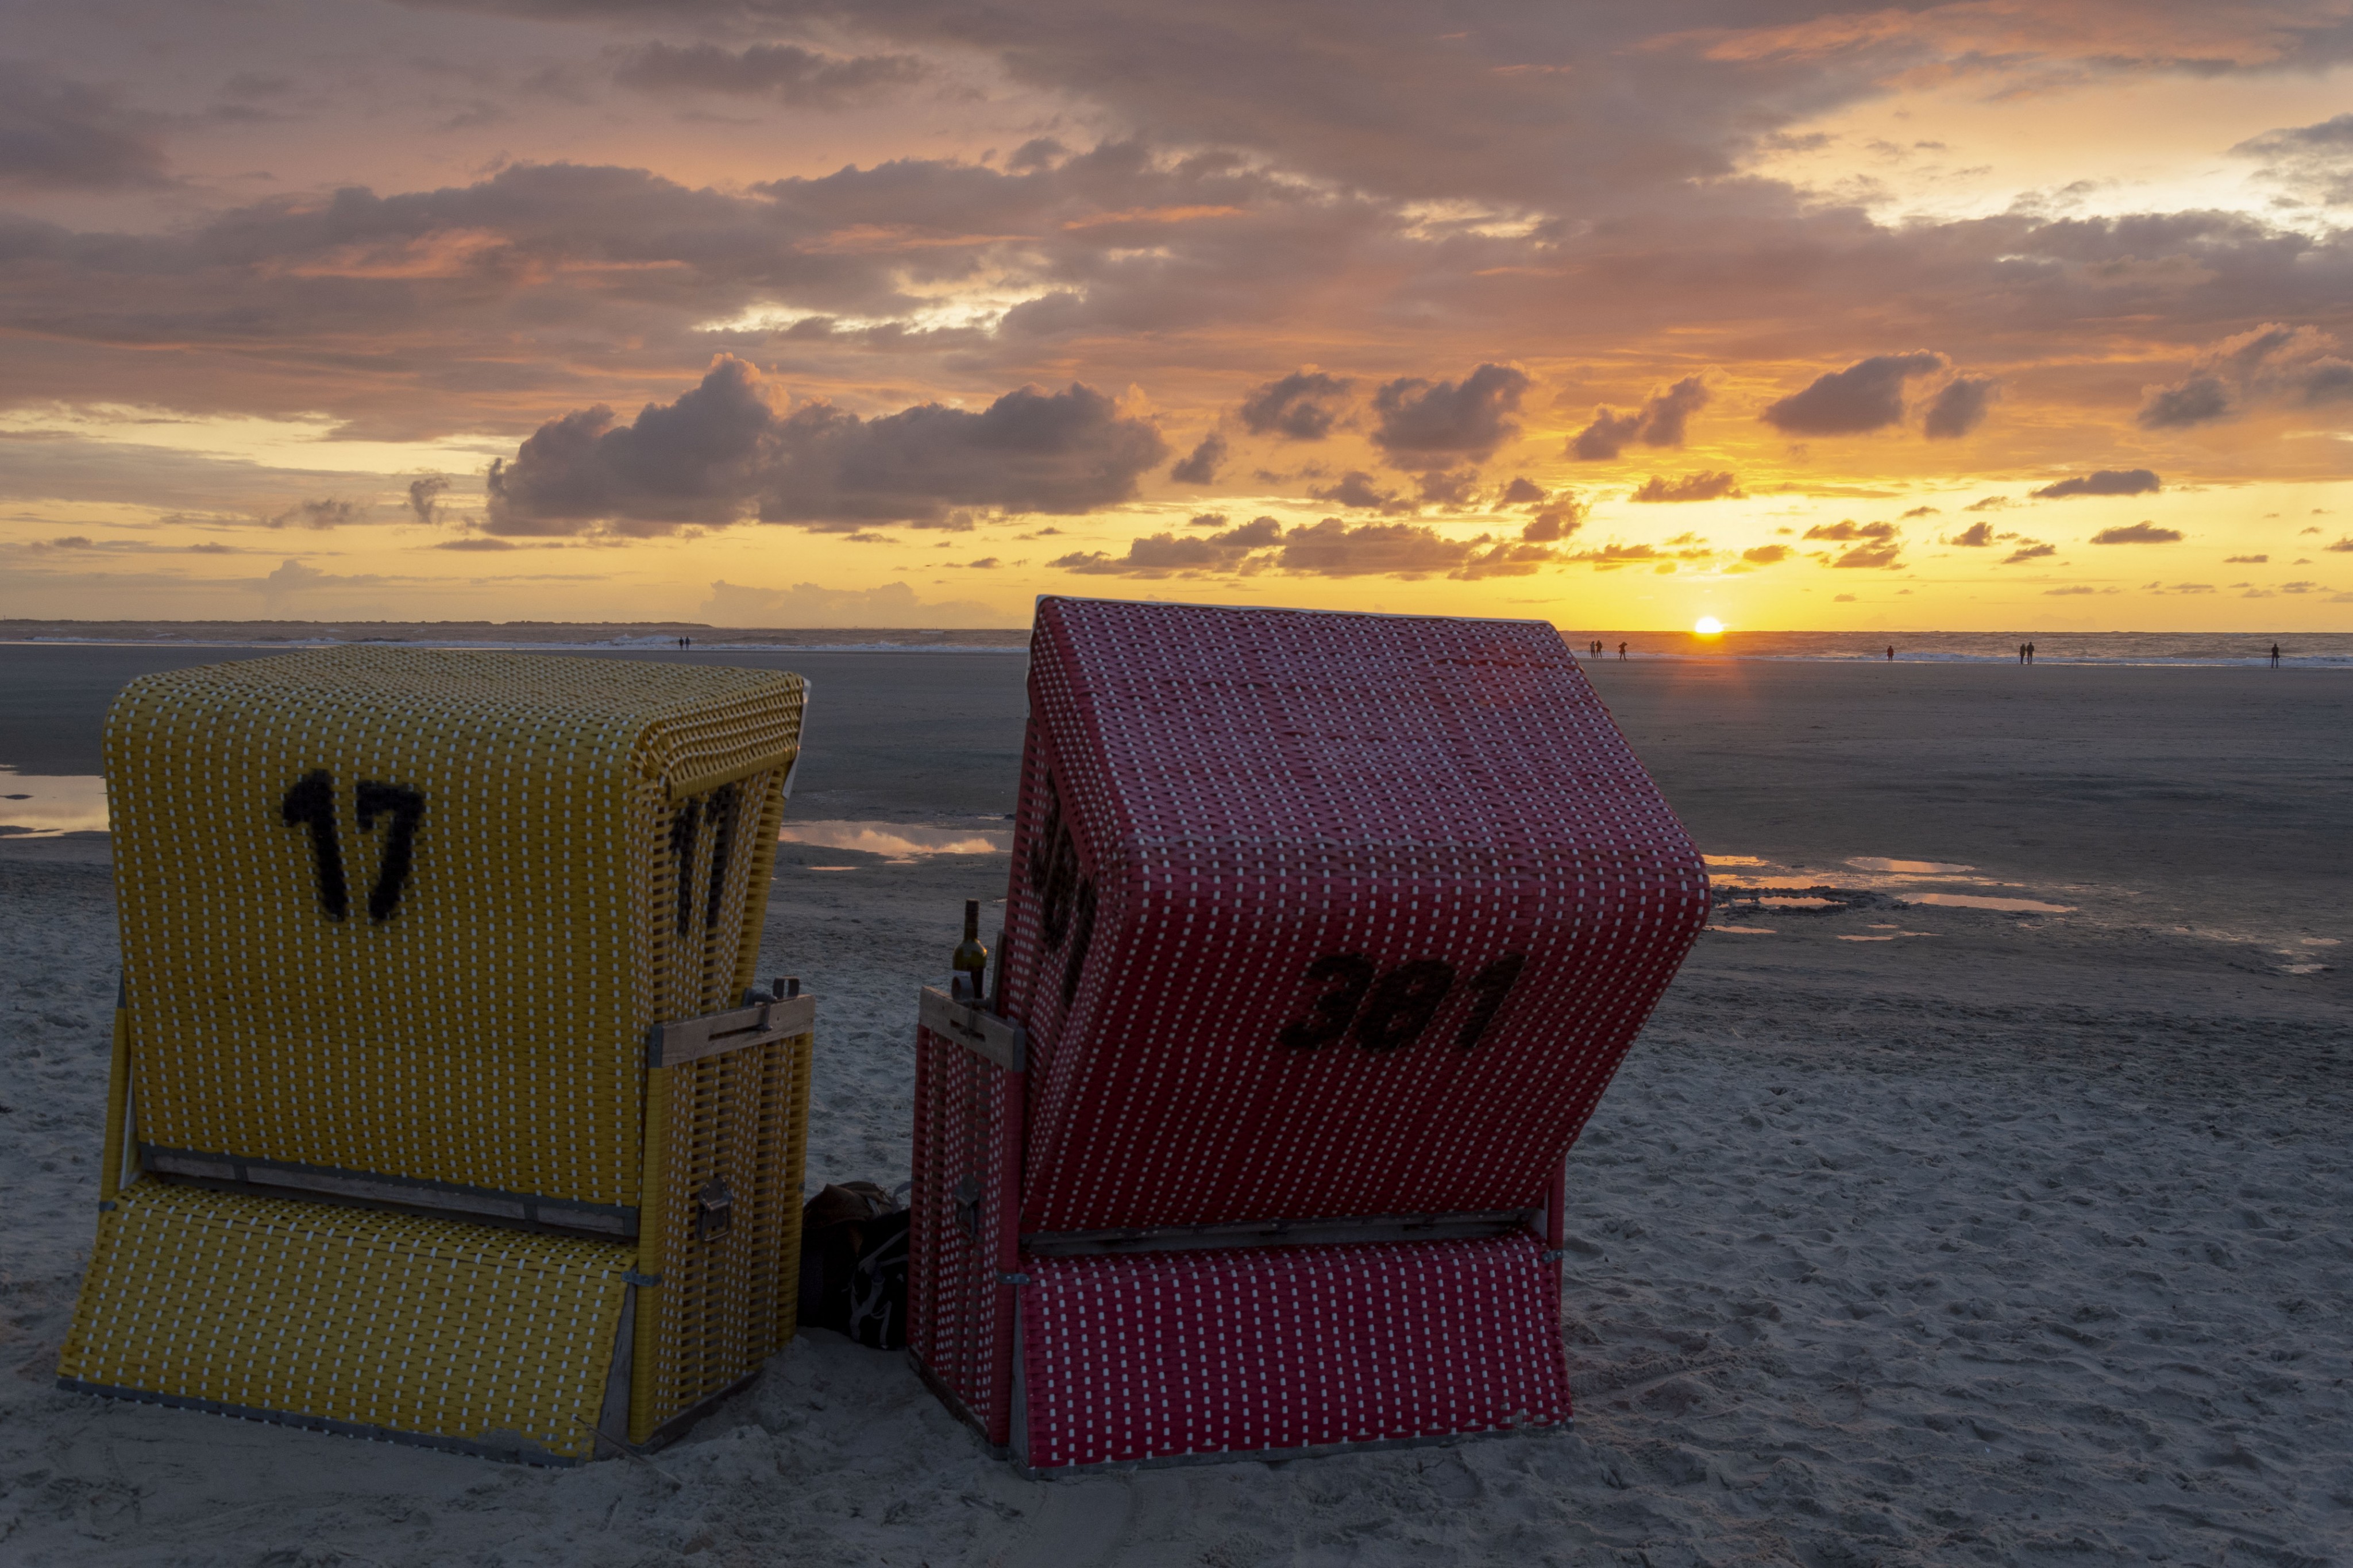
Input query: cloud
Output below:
<box><xmin>406</xmin><ymin>476</ymin><xmax>452</xmax><ymax>525</ymax></box>
<box><xmin>1902</xmin><ymin>505</ymin><xmax>1941</xmax><ymax>518</ymax></box>
<box><xmin>2223</xmin><ymin>554</ymin><xmax>2268</xmax><ymax>563</ymax></box>
<box><xmin>1170</xmin><ymin>432</ymin><xmax>1228</xmax><ymax>484</ymax></box>
<box><xmin>1964</xmin><ymin>496</ymin><xmax>2012</xmax><ymax>512</ymax></box>
<box><xmin>2325</xmin><ymin>536</ymin><xmax>2353</xmax><ymax>552</ymax></box>
<box><xmin>266</xmin><ymin>498</ymin><xmax>364</xmax><ymax>530</ymax></box>
<box><xmin>1760</xmin><ymin>352</ymin><xmax>1946</xmax><ymax>436</ymax></box>
<box><xmin>0</xmin><ymin>61</ymin><xmax>168</xmax><ymax>190</ymax></box>
<box><xmin>1276</xmin><ymin>517</ymin><xmax>1492</xmax><ymax>577</ymax></box>
<box><xmin>700</xmin><ymin>578</ymin><xmax>1006</xmax><ymax>628</ymax></box>
<box><xmin>1922</xmin><ymin>375</ymin><xmax>1998</xmax><ymax>440</ymax></box>
<box><xmin>1803</xmin><ymin>520</ymin><xmax>1895</xmax><ymax>542</ymax></box>
<box><xmin>1500</xmin><ymin>476</ymin><xmax>1546</xmax><ymax>505</ymax></box>
<box><xmin>1238</xmin><ymin>370</ymin><xmax>1352</xmax><ymax>441</ymax></box>
<box><xmin>2003</xmin><ymin>542</ymin><xmax>2057</xmax><ymax>562</ymax></box>
<box><xmin>1631</xmin><ymin>470</ymin><xmax>1743</xmax><ymax>503</ymax></box>
<box><xmin>2089</xmin><ymin>521</ymin><xmax>2184</xmax><ymax>543</ymax></box>
<box><xmin>2031</xmin><ymin>469</ymin><xmax>2161</xmax><ymax>500</ymax></box>
<box><xmin>1569</xmin><ymin>374</ymin><xmax>1711</xmax><ymax>459</ymax></box>
<box><xmin>1565</xmin><ymin>542</ymin><xmax>1661</xmax><ymax>569</ymax></box>
<box><xmin>2045</xmin><ymin>585</ymin><xmax>2103</xmax><ymax>596</ymax></box>
<box><xmin>2136</xmin><ymin>324</ymin><xmax>2353</xmax><ymax>428</ymax></box>
<box><xmin>1741</xmin><ymin>543</ymin><xmax>1792</xmax><ymax>564</ymax></box>
<box><xmin>2231</xmin><ymin>113</ymin><xmax>2353</xmax><ymax>207</ymax></box>
<box><xmin>1522</xmin><ymin>497</ymin><xmax>1586</xmax><ymax>542</ymax></box>
<box><xmin>487</xmin><ymin>355</ymin><xmax>1167</xmax><ymax>534</ymax></box>
<box><xmin>1370</xmin><ymin>364</ymin><xmax>1528</xmax><ymax>462</ymax></box>
<box><xmin>1949</xmin><ymin>521</ymin><xmax>1995</xmax><ymax>546</ymax></box>
<box><xmin>1831</xmin><ymin>541</ymin><xmax>1903</xmax><ymax>568</ymax></box>
<box><xmin>1415</xmin><ymin>468</ymin><xmax>1482</xmax><ymax>507</ymax></box>
<box><xmin>1307</xmin><ymin>470</ymin><xmax>1411</xmax><ymax>513</ymax></box>
<box><xmin>1051</xmin><ymin>515</ymin><xmax>1281</xmax><ymax>577</ymax></box>
<box><xmin>612</xmin><ymin>43</ymin><xmax>927</xmax><ymax>106</ymax></box>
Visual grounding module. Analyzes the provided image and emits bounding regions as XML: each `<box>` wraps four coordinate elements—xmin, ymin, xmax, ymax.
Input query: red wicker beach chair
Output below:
<box><xmin>909</xmin><ymin>598</ymin><xmax>1706</xmax><ymax>1472</ymax></box>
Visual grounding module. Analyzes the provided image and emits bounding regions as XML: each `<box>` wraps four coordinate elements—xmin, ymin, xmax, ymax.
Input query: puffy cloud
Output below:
<box><xmin>1922</xmin><ymin>376</ymin><xmax>1998</xmax><ymax>440</ymax></box>
<box><xmin>1238</xmin><ymin>370</ymin><xmax>1352</xmax><ymax>441</ymax></box>
<box><xmin>0</xmin><ymin>61</ymin><xmax>168</xmax><ymax>190</ymax></box>
<box><xmin>266</xmin><ymin>498</ymin><xmax>364</xmax><ymax>530</ymax></box>
<box><xmin>1901</xmin><ymin>505</ymin><xmax>1941</xmax><ymax>518</ymax></box>
<box><xmin>1499</xmin><ymin>476</ymin><xmax>1547</xmax><ymax>505</ymax></box>
<box><xmin>2136</xmin><ymin>324</ymin><xmax>2353</xmax><ymax>428</ymax></box>
<box><xmin>1522</xmin><ymin>497</ymin><xmax>1585</xmax><ymax>542</ymax></box>
<box><xmin>1307</xmin><ymin>470</ymin><xmax>1410</xmax><ymax>513</ymax></box>
<box><xmin>2003</xmin><ymin>542</ymin><xmax>2057</xmax><ymax>563</ymax></box>
<box><xmin>487</xmin><ymin>355</ymin><xmax>1167</xmax><ymax>534</ymax></box>
<box><xmin>1565</xmin><ymin>542</ymin><xmax>1661</xmax><ymax>569</ymax></box>
<box><xmin>1415</xmin><ymin>468</ymin><xmax>1482</xmax><ymax>507</ymax></box>
<box><xmin>1949</xmin><ymin>521</ymin><xmax>1995</xmax><ymax>546</ymax></box>
<box><xmin>2231</xmin><ymin>113</ymin><xmax>2353</xmax><ymax>207</ymax></box>
<box><xmin>1370</xmin><ymin>364</ymin><xmax>1528</xmax><ymax>463</ymax></box>
<box><xmin>1741</xmin><ymin>543</ymin><xmax>1792</xmax><ymax>564</ymax></box>
<box><xmin>2090</xmin><ymin>521</ymin><xmax>2184</xmax><ymax>543</ymax></box>
<box><xmin>1964</xmin><ymin>496</ymin><xmax>2013</xmax><ymax>512</ymax></box>
<box><xmin>1051</xmin><ymin>515</ymin><xmax>1280</xmax><ymax>576</ymax></box>
<box><xmin>1275</xmin><ymin>517</ymin><xmax>1490</xmax><ymax>577</ymax></box>
<box><xmin>1569</xmin><ymin>374</ymin><xmax>1711</xmax><ymax>459</ymax></box>
<box><xmin>2223</xmin><ymin>554</ymin><xmax>2269</xmax><ymax>563</ymax></box>
<box><xmin>1631</xmin><ymin>470</ymin><xmax>1743</xmax><ymax>503</ymax></box>
<box><xmin>1802</xmin><ymin>519</ymin><xmax>1895</xmax><ymax>541</ymax></box>
<box><xmin>1760</xmin><ymin>352</ymin><xmax>1946</xmax><ymax>436</ymax></box>
<box><xmin>611</xmin><ymin>43</ymin><xmax>927</xmax><ymax>105</ymax></box>
<box><xmin>700</xmin><ymin>578</ymin><xmax>1006</xmax><ymax>628</ymax></box>
<box><xmin>1830</xmin><ymin>540</ymin><xmax>1903</xmax><ymax>568</ymax></box>
<box><xmin>1170</xmin><ymin>432</ymin><xmax>1228</xmax><ymax>484</ymax></box>
<box><xmin>2326</xmin><ymin>536</ymin><xmax>2353</xmax><ymax>552</ymax></box>
<box><xmin>406</xmin><ymin>476</ymin><xmax>452</xmax><ymax>525</ymax></box>
<box><xmin>2031</xmin><ymin>469</ymin><xmax>2161</xmax><ymax>499</ymax></box>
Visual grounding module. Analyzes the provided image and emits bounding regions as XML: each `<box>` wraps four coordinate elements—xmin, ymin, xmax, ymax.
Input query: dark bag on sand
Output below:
<box><xmin>798</xmin><ymin>1182</ymin><xmax>910</xmax><ymax>1349</ymax></box>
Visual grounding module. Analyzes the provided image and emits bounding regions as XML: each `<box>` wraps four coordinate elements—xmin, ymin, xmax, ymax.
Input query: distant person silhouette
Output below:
<box><xmin>1885</xmin><ymin>645</ymin><xmax>1895</xmax><ymax>662</ymax></box>
<box><xmin>2026</xmin><ymin>642</ymin><xmax>2036</xmax><ymax>665</ymax></box>
<box><xmin>1618</xmin><ymin>641</ymin><xmax>1627</xmax><ymax>661</ymax></box>
<box><xmin>2270</xmin><ymin>642</ymin><xmax>2282</xmax><ymax>668</ymax></box>
<box><xmin>2018</xmin><ymin>642</ymin><xmax>2027</xmax><ymax>665</ymax></box>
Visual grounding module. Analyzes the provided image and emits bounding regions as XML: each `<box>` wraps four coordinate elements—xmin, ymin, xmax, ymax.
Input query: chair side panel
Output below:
<box><xmin>907</xmin><ymin>1025</ymin><xmax>1021</xmax><ymax>1447</ymax></box>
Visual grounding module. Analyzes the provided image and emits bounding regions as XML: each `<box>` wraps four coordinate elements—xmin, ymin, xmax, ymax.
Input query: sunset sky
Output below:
<box><xmin>5</xmin><ymin>1</ymin><xmax>2351</xmax><ymax>631</ymax></box>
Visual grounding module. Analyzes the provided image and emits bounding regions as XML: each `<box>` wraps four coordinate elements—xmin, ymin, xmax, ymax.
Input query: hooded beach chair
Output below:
<box><xmin>908</xmin><ymin>598</ymin><xmax>1708</xmax><ymax>1472</ymax></box>
<box><xmin>58</xmin><ymin>647</ymin><xmax>814</xmax><ymax>1463</ymax></box>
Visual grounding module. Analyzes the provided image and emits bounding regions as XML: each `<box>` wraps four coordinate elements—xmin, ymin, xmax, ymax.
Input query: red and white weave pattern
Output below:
<box><xmin>1017</xmin><ymin>1235</ymin><xmax>1567</xmax><ymax>1469</ymax></box>
<box><xmin>908</xmin><ymin>599</ymin><xmax>1706</xmax><ymax>1469</ymax></box>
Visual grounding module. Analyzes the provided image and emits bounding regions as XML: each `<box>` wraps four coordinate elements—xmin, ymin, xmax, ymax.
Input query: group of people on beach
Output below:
<box><xmin>1581</xmin><ymin>639</ymin><xmax>1627</xmax><ymax>661</ymax></box>
<box><xmin>2017</xmin><ymin>642</ymin><xmax>2036</xmax><ymax>665</ymax></box>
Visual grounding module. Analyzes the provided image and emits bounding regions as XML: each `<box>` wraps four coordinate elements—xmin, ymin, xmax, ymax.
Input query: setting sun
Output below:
<box><xmin>1694</xmin><ymin>617</ymin><xmax>1725</xmax><ymax>636</ymax></box>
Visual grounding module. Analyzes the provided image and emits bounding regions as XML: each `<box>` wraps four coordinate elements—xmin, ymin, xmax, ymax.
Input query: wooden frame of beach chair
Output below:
<box><xmin>907</xmin><ymin>599</ymin><xmax>1710</xmax><ymax>1473</ymax></box>
<box><xmin>56</xmin><ymin>648</ymin><xmax>815</xmax><ymax>1463</ymax></box>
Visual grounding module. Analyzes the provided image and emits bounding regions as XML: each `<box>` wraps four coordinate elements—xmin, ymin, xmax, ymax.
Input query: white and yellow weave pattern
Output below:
<box><xmin>59</xmin><ymin>1184</ymin><xmax>632</xmax><ymax>1463</ymax></box>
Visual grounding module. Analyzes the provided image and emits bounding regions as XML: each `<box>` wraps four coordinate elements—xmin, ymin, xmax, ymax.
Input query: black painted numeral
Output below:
<box><xmin>1275</xmin><ymin>949</ymin><xmax>1531</xmax><ymax>1055</ymax></box>
<box><xmin>1351</xmin><ymin>959</ymin><xmax>1456</xmax><ymax>1052</ymax></box>
<box><xmin>702</xmin><ymin>783</ymin><xmax>738</xmax><ymax>929</ymax></box>
<box><xmin>1455</xmin><ymin>953</ymin><xmax>1527</xmax><ymax>1052</ymax></box>
<box><xmin>1278</xmin><ymin>954</ymin><xmax>1377</xmax><ymax>1051</ymax></box>
<box><xmin>669</xmin><ymin>799</ymin><xmax>701</xmax><ymax>935</ymax></box>
<box><xmin>354</xmin><ymin>781</ymin><xmax>425</xmax><ymax>922</ymax></box>
<box><xmin>281</xmin><ymin>769</ymin><xmax>348</xmax><ymax>920</ymax></box>
<box><xmin>282</xmin><ymin>770</ymin><xmax>426</xmax><ymax>924</ymax></box>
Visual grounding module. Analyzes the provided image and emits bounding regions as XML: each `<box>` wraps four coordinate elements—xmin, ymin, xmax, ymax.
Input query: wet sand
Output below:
<box><xmin>1</xmin><ymin>652</ymin><xmax>2346</xmax><ymax>1565</ymax></box>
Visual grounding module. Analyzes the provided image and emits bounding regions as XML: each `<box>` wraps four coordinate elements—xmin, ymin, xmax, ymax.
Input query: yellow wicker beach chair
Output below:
<box><xmin>57</xmin><ymin>648</ymin><xmax>813</xmax><ymax>1462</ymax></box>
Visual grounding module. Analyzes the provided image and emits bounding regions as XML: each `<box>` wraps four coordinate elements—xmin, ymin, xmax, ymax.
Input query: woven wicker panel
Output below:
<box><xmin>630</xmin><ymin>1025</ymin><xmax>812</xmax><ymax>1444</ymax></box>
<box><xmin>59</xmin><ymin>1184</ymin><xmax>630</xmax><ymax>1463</ymax></box>
<box><xmin>104</xmin><ymin>648</ymin><xmax>801</xmax><ymax>1209</ymax></box>
<box><xmin>1016</xmin><ymin>1234</ymin><xmax>1567</xmax><ymax>1469</ymax></box>
<box><xmin>997</xmin><ymin>600</ymin><xmax>1706</xmax><ymax>1231</ymax></box>
<box><xmin>907</xmin><ymin>1024</ymin><xmax>1023</xmax><ymax>1446</ymax></box>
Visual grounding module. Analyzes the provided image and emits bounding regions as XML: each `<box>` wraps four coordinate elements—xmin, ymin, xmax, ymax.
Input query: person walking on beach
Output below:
<box><xmin>2018</xmin><ymin>642</ymin><xmax>2027</xmax><ymax>665</ymax></box>
<box><xmin>1885</xmin><ymin>644</ymin><xmax>1895</xmax><ymax>662</ymax></box>
<box><xmin>2026</xmin><ymin>641</ymin><xmax>2036</xmax><ymax>665</ymax></box>
<box><xmin>2271</xmin><ymin>643</ymin><xmax>2282</xmax><ymax>668</ymax></box>
<box><xmin>1618</xmin><ymin>640</ymin><xmax>1627</xmax><ymax>661</ymax></box>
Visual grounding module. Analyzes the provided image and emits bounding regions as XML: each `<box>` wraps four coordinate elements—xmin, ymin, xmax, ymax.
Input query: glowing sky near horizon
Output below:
<box><xmin>3</xmin><ymin>0</ymin><xmax>2351</xmax><ymax>631</ymax></box>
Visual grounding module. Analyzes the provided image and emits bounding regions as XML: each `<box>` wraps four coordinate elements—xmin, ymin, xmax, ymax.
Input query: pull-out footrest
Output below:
<box><xmin>1009</xmin><ymin>1234</ymin><xmax>1568</xmax><ymax>1472</ymax></box>
<box><xmin>58</xmin><ymin>1184</ymin><xmax>637</xmax><ymax>1465</ymax></box>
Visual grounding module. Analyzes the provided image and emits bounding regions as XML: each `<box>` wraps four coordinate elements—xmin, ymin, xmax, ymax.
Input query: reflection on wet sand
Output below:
<box><xmin>0</xmin><ymin>771</ymin><xmax>107</xmax><ymax>836</ymax></box>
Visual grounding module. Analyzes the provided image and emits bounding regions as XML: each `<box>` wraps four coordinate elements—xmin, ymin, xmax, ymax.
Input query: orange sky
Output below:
<box><xmin>3</xmin><ymin>1</ymin><xmax>2350</xmax><ymax>630</ymax></box>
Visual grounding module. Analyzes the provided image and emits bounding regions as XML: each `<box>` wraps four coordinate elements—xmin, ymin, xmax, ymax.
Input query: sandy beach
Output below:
<box><xmin>2</xmin><ymin>648</ymin><xmax>2346</xmax><ymax>1565</ymax></box>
